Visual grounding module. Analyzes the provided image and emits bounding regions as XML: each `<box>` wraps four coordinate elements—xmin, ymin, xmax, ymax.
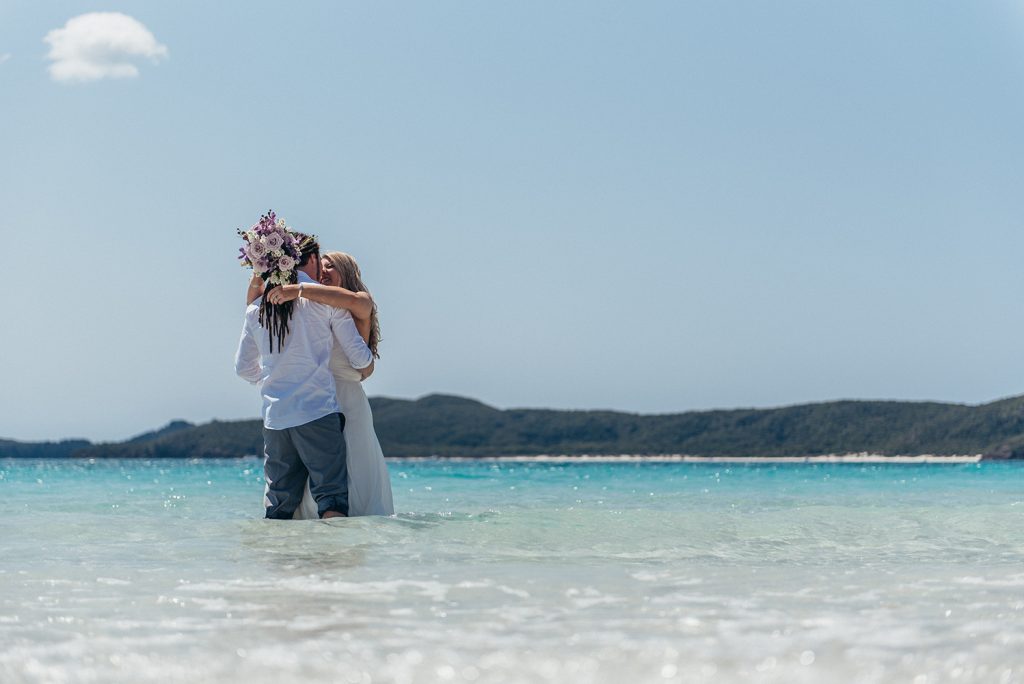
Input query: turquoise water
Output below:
<box><xmin>1</xmin><ymin>459</ymin><xmax>1023</xmax><ymax>683</ymax></box>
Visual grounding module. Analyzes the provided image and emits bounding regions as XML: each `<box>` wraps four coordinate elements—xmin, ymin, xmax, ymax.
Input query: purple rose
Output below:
<box><xmin>247</xmin><ymin>240</ymin><xmax>268</xmax><ymax>259</ymax></box>
<box><xmin>264</xmin><ymin>232</ymin><xmax>284</xmax><ymax>251</ymax></box>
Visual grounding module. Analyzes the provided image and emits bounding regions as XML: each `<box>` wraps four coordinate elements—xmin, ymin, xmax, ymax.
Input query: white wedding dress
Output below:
<box><xmin>290</xmin><ymin>345</ymin><xmax>394</xmax><ymax>518</ymax></box>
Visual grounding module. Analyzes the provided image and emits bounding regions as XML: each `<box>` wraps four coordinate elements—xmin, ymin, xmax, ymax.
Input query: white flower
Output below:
<box><xmin>276</xmin><ymin>218</ymin><xmax>287</xmax><ymax>228</ymax></box>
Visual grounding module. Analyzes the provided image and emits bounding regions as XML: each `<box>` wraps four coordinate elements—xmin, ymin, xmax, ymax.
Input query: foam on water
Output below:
<box><xmin>1</xmin><ymin>459</ymin><xmax>1022</xmax><ymax>683</ymax></box>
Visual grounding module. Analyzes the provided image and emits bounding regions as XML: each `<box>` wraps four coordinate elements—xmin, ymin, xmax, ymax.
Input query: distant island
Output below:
<box><xmin>3</xmin><ymin>393</ymin><xmax>1024</xmax><ymax>460</ymax></box>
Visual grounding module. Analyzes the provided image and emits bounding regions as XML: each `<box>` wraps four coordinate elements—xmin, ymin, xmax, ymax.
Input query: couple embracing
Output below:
<box><xmin>233</xmin><ymin>213</ymin><xmax>393</xmax><ymax>519</ymax></box>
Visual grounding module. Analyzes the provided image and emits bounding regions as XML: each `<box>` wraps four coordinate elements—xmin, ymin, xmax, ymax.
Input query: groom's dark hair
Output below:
<box><xmin>259</xmin><ymin>232</ymin><xmax>321</xmax><ymax>353</ymax></box>
<box><xmin>296</xmin><ymin>233</ymin><xmax>320</xmax><ymax>266</ymax></box>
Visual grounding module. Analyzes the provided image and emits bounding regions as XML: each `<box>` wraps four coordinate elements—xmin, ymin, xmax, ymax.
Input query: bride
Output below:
<box><xmin>249</xmin><ymin>251</ymin><xmax>395</xmax><ymax>517</ymax></box>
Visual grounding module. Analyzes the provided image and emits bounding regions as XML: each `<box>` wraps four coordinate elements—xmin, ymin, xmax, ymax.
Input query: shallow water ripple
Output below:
<box><xmin>0</xmin><ymin>459</ymin><xmax>1022</xmax><ymax>683</ymax></box>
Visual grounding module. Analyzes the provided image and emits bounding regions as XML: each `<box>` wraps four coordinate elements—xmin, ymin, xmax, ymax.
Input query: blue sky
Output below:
<box><xmin>2</xmin><ymin>1</ymin><xmax>1024</xmax><ymax>441</ymax></box>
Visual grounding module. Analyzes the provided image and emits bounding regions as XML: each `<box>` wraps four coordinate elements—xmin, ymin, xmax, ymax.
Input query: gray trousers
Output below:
<box><xmin>263</xmin><ymin>412</ymin><xmax>348</xmax><ymax>519</ymax></box>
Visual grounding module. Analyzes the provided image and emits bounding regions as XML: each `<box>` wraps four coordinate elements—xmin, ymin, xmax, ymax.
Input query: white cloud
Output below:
<box><xmin>44</xmin><ymin>12</ymin><xmax>167</xmax><ymax>83</ymax></box>
<box><xmin>0</xmin><ymin>54</ymin><xmax>10</xmax><ymax>65</ymax></box>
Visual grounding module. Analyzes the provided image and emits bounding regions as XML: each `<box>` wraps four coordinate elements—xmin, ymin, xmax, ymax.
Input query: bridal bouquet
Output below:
<box><xmin>237</xmin><ymin>210</ymin><xmax>302</xmax><ymax>286</ymax></box>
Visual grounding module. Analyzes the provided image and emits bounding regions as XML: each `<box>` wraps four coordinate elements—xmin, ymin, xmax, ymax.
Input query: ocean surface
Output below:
<box><xmin>1</xmin><ymin>459</ymin><xmax>1022</xmax><ymax>684</ymax></box>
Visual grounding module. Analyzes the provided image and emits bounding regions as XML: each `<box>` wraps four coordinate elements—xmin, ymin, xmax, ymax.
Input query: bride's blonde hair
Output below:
<box><xmin>322</xmin><ymin>251</ymin><xmax>381</xmax><ymax>358</ymax></box>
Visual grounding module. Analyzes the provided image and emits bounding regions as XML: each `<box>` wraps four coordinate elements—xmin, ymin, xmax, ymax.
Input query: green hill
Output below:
<box><xmin>4</xmin><ymin>393</ymin><xmax>1024</xmax><ymax>460</ymax></box>
<box><xmin>0</xmin><ymin>438</ymin><xmax>92</xmax><ymax>459</ymax></box>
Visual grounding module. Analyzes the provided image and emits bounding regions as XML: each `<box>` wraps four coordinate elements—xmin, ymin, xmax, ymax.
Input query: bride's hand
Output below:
<box><xmin>246</xmin><ymin>274</ymin><xmax>264</xmax><ymax>305</ymax></box>
<box><xmin>266</xmin><ymin>284</ymin><xmax>301</xmax><ymax>305</ymax></box>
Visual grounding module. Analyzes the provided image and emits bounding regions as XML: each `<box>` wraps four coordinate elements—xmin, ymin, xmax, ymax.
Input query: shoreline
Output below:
<box><xmin>383</xmin><ymin>453</ymin><xmax>985</xmax><ymax>464</ymax></box>
<box><xmin>1</xmin><ymin>453</ymin><xmax>991</xmax><ymax>464</ymax></box>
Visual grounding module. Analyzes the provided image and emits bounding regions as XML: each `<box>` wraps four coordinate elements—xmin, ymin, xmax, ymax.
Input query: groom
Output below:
<box><xmin>234</xmin><ymin>234</ymin><xmax>374</xmax><ymax>519</ymax></box>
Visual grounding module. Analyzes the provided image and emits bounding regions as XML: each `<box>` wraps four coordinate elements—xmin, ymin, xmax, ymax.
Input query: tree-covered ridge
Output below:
<box><xmin>0</xmin><ymin>438</ymin><xmax>91</xmax><ymax>459</ymax></box>
<box><xmin>4</xmin><ymin>393</ymin><xmax>1024</xmax><ymax>459</ymax></box>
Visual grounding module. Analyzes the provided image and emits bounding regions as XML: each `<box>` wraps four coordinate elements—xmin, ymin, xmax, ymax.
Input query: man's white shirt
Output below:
<box><xmin>235</xmin><ymin>272</ymin><xmax>373</xmax><ymax>430</ymax></box>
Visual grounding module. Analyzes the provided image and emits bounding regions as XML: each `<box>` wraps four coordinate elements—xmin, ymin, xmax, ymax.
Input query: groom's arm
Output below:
<box><xmin>359</xmin><ymin>360</ymin><xmax>374</xmax><ymax>381</ymax></box>
<box><xmin>234</xmin><ymin>316</ymin><xmax>261</xmax><ymax>384</ymax></box>
<box><xmin>329</xmin><ymin>309</ymin><xmax>373</xmax><ymax>371</ymax></box>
